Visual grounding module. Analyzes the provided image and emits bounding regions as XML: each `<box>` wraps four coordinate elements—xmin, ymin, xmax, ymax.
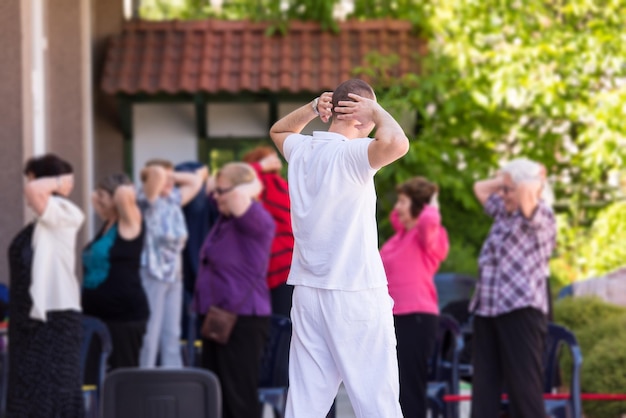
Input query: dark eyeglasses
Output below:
<box><xmin>214</xmin><ymin>185</ymin><xmax>237</xmax><ymax>196</ymax></box>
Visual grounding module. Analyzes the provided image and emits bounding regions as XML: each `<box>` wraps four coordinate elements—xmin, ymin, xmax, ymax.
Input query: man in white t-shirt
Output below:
<box><xmin>270</xmin><ymin>79</ymin><xmax>409</xmax><ymax>418</ymax></box>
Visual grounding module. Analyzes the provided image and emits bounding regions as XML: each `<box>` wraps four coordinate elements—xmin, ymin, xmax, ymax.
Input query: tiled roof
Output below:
<box><xmin>101</xmin><ymin>19</ymin><xmax>425</xmax><ymax>95</ymax></box>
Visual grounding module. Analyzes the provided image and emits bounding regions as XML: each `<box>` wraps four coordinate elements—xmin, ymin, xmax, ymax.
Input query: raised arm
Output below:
<box><xmin>141</xmin><ymin>166</ymin><xmax>168</xmax><ymax>203</ymax></box>
<box><xmin>227</xmin><ymin>178</ymin><xmax>263</xmax><ymax>218</ymax></box>
<box><xmin>114</xmin><ymin>184</ymin><xmax>142</xmax><ymax>240</ymax></box>
<box><xmin>270</xmin><ymin>92</ymin><xmax>333</xmax><ymax>156</ymax></box>
<box><xmin>473</xmin><ymin>175</ymin><xmax>503</xmax><ymax>206</ymax></box>
<box><xmin>24</xmin><ymin>174</ymin><xmax>74</xmax><ymax>215</ymax></box>
<box><xmin>175</xmin><ymin>165</ymin><xmax>207</xmax><ymax>206</ymax></box>
<box><xmin>334</xmin><ymin>93</ymin><xmax>409</xmax><ymax>169</ymax></box>
<box><xmin>516</xmin><ymin>180</ymin><xmax>543</xmax><ymax>219</ymax></box>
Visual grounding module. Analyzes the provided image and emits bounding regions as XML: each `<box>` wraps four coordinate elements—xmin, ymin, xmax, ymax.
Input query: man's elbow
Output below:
<box><xmin>398</xmin><ymin>137</ymin><xmax>410</xmax><ymax>157</ymax></box>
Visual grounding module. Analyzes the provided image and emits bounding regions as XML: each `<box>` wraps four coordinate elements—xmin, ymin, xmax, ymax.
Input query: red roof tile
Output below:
<box><xmin>101</xmin><ymin>19</ymin><xmax>425</xmax><ymax>95</ymax></box>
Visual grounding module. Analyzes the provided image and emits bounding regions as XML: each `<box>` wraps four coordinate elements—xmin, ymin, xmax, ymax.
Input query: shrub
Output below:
<box><xmin>581</xmin><ymin>330</ymin><xmax>626</xmax><ymax>418</ymax></box>
<box><xmin>553</xmin><ymin>297</ymin><xmax>626</xmax><ymax>418</ymax></box>
<box><xmin>553</xmin><ymin>296</ymin><xmax>626</xmax><ymax>335</ymax></box>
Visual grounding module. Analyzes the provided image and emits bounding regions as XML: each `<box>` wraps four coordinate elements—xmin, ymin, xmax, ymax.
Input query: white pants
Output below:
<box><xmin>139</xmin><ymin>271</ymin><xmax>183</xmax><ymax>368</ymax></box>
<box><xmin>286</xmin><ymin>286</ymin><xmax>403</xmax><ymax>418</ymax></box>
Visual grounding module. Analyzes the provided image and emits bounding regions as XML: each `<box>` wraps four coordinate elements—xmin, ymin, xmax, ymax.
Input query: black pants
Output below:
<box><xmin>84</xmin><ymin>319</ymin><xmax>146</xmax><ymax>385</ymax></box>
<box><xmin>470</xmin><ymin>308</ymin><xmax>547</xmax><ymax>418</ymax></box>
<box><xmin>106</xmin><ymin>320</ymin><xmax>146</xmax><ymax>369</ymax></box>
<box><xmin>270</xmin><ymin>283</ymin><xmax>294</xmax><ymax>318</ymax></box>
<box><xmin>201</xmin><ymin>315</ymin><xmax>270</xmax><ymax>418</ymax></box>
<box><xmin>394</xmin><ymin>313</ymin><xmax>438</xmax><ymax>418</ymax></box>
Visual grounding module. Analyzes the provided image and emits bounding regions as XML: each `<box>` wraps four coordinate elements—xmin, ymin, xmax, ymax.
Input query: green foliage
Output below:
<box><xmin>553</xmin><ymin>297</ymin><xmax>626</xmax><ymax>417</ymax></box>
<box><xmin>438</xmin><ymin>240</ymin><xmax>479</xmax><ymax>276</ymax></box>
<box><xmin>370</xmin><ymin>0</ymin><xmax>626</xmax><ymax>266</ymax></box>
<box><xmin>553</xmin><ymin>296</ymin><xmax>626</xmax><ymax>334</ymax></box>
<box><xmin>581</xmin><ymin>329</ymin><xmax>626</xmax><ymax>418</ymax></box>
<box><xmin>551</xmin><ymin>201</ymin><xmax>626</xmax><ymax>287</ymax></box>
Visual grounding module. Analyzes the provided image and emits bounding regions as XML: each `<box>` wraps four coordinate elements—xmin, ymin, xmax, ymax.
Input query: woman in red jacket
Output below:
<box><xmin>243</xmin><ymin>146</ymin><xmax>295</xmax><ymax>317</ymax></box>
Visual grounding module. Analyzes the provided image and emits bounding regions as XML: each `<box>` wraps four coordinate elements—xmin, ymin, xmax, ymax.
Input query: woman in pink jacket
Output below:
<box><xmin>380</xmin><ymin>176</ymin><xmax>449</xmax><ymax>418</ymax></box>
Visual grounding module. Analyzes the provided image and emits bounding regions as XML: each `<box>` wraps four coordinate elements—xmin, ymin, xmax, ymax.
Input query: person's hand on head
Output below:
<box><xmin>259</xmin><ymin>153</ymin><xmax>283</xmax><ymax>173</ymax></box>
<box><xmin>334</xmin><ymin>93</ymin><xmax>380</xmax><ymax>128</ymax></box>
<box><xmin>205</xmin><ymin>175</ymin><xmax>216</xmax><ymax>194</ymax></box>
<box><xmin>57</xmin><ymin>173</ymin><xmax>74</xmax><ymax>196</ymax></box>
<box><xmin>429</xmin><ymin>192</ymin><xmax>439</xmax><ymax>209</ymax></box>
<box><xmin>516</xmin><ymin>178</ymin><xmax>543</xmax><ymax>200</ymax></box>
<box><xmin>235</xmin><ymin>178</ymin><xmax>263</xmax><ymax>200</ymax></box>
<box><xmin>318</xmin><ymin>92</ymin><xmax>333</xmax><ymax>123</ymax></box>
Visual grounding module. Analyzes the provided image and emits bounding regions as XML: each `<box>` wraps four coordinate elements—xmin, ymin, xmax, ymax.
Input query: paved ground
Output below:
<box><xmin>263</xmin><ymin>384</ymin><xmax>472</xmax><ymax>417</ymax></box>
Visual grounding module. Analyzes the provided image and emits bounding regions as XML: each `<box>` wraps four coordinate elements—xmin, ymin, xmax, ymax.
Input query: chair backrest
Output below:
<box><xmin>428</xmin><ymin>315</ymin><xmax>464</xmax><ymax>390</ymax></box>
<box><xmin>101</xmin><ymin>368</ymin><xmax>221</xmax><ymax>418</ymax></box>
<box><xmin>258</xmin><ymin>315</ymin><xmax>292</xmax><ymax>388</ymax></box>
<box><xmin>543</xmin><ymin>323</ymin><xmax>583</xmax><ymax>418</ymax></box>
<box><xmin>556</xmin><ymin>284</ymin><xmax>573</xmax><ymax>299</ymax></box>
<box><xmin>80</xmin><ymin>315</ymin><xmax>113</xmax><ymax>389</ymax></box>
<box><xmin>435</xmin><ymin>273</ymin><xmax>477</xmax><ymax>310</ymax></box>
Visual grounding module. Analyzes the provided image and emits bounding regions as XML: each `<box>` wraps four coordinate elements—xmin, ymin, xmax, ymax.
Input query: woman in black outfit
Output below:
<box><xmin>82</xmin><ymin>173</ymin><xmax>149</xmax><ymax>374</ymax></box>
<box><xmin>7</xmin><ymin>154</ymin><xmax>85</xmax><ymax>418</ymax></box>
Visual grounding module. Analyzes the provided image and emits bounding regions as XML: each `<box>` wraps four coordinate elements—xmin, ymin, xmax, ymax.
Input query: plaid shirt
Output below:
<box><xmin>469</xmin><ymin>194</ymin><xmax>556</xmax><ymax>317</ymax></box>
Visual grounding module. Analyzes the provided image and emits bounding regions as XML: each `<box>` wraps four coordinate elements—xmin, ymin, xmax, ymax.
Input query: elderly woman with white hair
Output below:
<box><xmin>469</xmin><ymin>158</ymin><xmax>556</xmax><ymax>418</ymax></box>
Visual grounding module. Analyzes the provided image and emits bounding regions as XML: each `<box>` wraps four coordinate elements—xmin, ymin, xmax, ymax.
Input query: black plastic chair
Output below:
<box><xmin>427</xmin><ymin>314</ymin><xmax>464</xmax><ymax>418</ymax></box>
<box><xmin>434</xmin><ymin>274</ymin><xmax>477</xmax><ymax>311</ymax></box>
<box><xmin>542</xmin><ymin>323</ymin><xmax>583</xmax><ymax>418</ymax></box>
<box><xmin>101</xmin><ymin>367</ymin><xmax>221</xmax><ymax>418</ymax></box>
<box><xmin>80</xmin><ymin>315</ymin><xmax>113</xmax><ymax>418</ymax></box>
<box><xmin>258</xmin><ymin>315</ymin><xmax>292</xmax><ymax>418</ymax></box>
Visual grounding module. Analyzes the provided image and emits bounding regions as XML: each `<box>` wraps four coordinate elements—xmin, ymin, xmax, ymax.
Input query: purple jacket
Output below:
<box><xmin>194</xmin><ymin>201</ymin><xmax>275</xmax><ymax>316</ymax></box>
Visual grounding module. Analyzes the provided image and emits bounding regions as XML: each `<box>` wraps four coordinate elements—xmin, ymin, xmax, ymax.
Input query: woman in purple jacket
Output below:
<box><xmin>195</xmin><ymin>162</ymin><xmax>275</xmax><ymax>418</ymax></box>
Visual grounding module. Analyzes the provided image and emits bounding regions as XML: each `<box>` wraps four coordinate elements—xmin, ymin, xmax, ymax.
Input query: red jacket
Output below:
<box><xmin>250</xmin><ymin>163</ymin><xmax>294</xmax><ymax>289</ymax></box>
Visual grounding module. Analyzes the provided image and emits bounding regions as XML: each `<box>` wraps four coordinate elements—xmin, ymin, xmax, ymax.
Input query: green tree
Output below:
<box><xmin>369</xmin><ymin>0</ymin><xmax>626</xmax><ymax>272</ymax></box>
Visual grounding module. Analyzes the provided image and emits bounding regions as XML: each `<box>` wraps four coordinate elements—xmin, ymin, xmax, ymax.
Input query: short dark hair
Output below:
<box><xmin>396</xmin><ymin>176</ymin><xmax>438</xmax><ymax>218</ymax></box>
<box><xmin>331</xmin><ymin>79</ymin><xmax>375</xmax><ymax>119</ymax></box>
<box><xmin>23</xmin><ymin>153</ymin><xmax>73</xmax><ymax>178</ymax></box>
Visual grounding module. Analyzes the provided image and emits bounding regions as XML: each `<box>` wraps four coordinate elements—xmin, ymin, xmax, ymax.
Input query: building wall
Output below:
<box><xmin>92</xmin><ymin>0</ymin><xmax>125</xmax><ymax>184</ymax></box>
<box><xmin>133</xmin><ymin>104</ymin><xmax>198</xmax><ymax>181</ymax></box>
<box><xmin>47</xmin><ymin>0</ymin><xmax>93</xmax><ymax>239</ymax></box>
<box><xmin>207</xmin><ymin>103</ymin><xmax>269</xmax><ymax>137</ymax></box>
<box><xmin>0</xmin><ymin>0</ymin><xmax>29</xmax><ymax>284</ymax></box>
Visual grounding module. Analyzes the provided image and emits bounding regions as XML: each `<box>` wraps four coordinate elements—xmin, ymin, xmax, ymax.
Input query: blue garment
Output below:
<box><xmin>82</xmin><ymin>224</ymin><xmax>118</xmax><ymax>289</ymax></box>
<box><xmin>175</xmin><ymin>162</ymin><xmax>219</xmax><ymax>293</ymax></box>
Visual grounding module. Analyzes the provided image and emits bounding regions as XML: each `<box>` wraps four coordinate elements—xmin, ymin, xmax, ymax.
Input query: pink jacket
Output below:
<box><xmin>380</xmin><ymin>205</ymin><xmax>449</xmax><ymax>315</ymax></box>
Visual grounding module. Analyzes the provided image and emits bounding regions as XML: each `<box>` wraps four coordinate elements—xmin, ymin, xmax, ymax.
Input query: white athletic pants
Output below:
<box><xmin>286</xmin><ymin>285</ymin><xmax>403</xmax><ymax>418</ymax></box>
<box><xmin>139</xmin><ymin>270</ymin><xmax>183</xmax><ymax>368</ymax></box>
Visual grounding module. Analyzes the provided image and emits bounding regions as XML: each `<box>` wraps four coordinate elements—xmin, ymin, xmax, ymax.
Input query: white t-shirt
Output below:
<box><xmin>30</xmin><ymin>195</ymin><xmax>84</xmax><ymax>321</ymax></box>
<box><xmin>283</xmin><ymin>131</ymin><xmax>388</xmax><ymax>291</ymax></box>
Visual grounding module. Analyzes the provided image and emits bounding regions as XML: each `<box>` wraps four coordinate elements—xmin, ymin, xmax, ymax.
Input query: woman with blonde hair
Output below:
<box><xmin>195</xmin><ymin>162</ymin><xmax>275</xmax><ymax>418</ymax></box>
<box><xmin>242</xmin><ymin>145</ymin><xmax>294</xmax><ymax>317</ymax></box>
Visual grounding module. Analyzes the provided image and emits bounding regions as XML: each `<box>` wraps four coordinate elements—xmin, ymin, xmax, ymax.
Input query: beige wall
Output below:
<box><xmin>47</xmin><ymin>0</ymin><xmax>92</xmax><ymax>240</ymax></box>
<box><xmin>133</xmin><ymin>104</ymin><xmax>198</xmax><ymax>181</ymax></box>
<box><xmin>92</xmin><ymin>0</ymin><xmax>125</xmax><ymax>184</ymax></box>
<box><xmin>0</xmin><ymin>0</ymin><xmax>125</xmax><ymax>285</ymax></box>
<box><xmin>0</xmin><ymin>1</ymin><xmax>28</xmax><ymax>284</ymax></box>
